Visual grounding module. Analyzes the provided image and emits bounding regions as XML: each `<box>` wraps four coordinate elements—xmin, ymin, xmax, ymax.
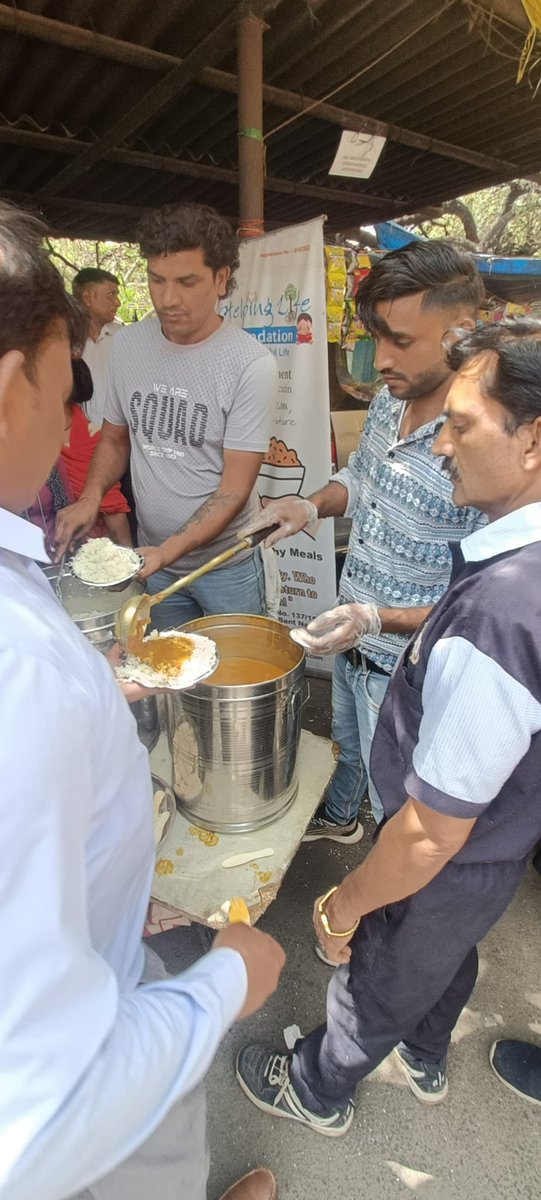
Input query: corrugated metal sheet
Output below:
<box><xmin>0</xmin><ymin>0</ymin><xmax>539</xmax><ymax>239</ymax></box>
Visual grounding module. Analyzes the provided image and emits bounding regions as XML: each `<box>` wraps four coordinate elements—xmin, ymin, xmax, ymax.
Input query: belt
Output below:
<box><xmin>345</xmin><ymin>647</ymin><xmax>390</xmax><ymax>676</ymax></box>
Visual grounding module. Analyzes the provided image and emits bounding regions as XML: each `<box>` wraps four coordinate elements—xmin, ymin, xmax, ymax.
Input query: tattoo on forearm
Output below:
<box><xmin>174</xmin><ymin>491</ymin><xmax>246</xmax><ymax>539</ymax></box>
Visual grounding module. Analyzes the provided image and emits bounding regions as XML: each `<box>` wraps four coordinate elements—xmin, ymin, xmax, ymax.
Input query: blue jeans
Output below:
<box><xmin>324</xmin><ymin>651</ymin><xmax>390</xmax><ymax>826</ymax></box>
<box><xmin>146</xmin><ymin>548</ymin><xmax>266</xmax><ymax>631</ymax></box>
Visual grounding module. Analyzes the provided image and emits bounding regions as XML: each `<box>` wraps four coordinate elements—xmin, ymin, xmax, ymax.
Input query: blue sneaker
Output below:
<box><xmin>394</xmin><ymin>1043</ymin><xmax>448</xmax><ymax>1104</ymax></box>
<box><xmin>236</xmin><ymin>1045</ymin><xmax>354</xmax><ymax>1137</ymax></box>
<box><xmin>303</xmin><ymin>805</ymin><xmax>364</xmax><ymax>844</ymax></box>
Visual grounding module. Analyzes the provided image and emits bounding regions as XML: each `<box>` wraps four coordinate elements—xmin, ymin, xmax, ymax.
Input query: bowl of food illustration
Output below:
<box><xmin>258</xmin><ymin>438</ymin><xmax>306</xmax><ymax>501</ymax></box>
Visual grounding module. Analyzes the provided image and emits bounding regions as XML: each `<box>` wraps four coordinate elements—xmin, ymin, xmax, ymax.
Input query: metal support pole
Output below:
<box><xmin>237</xmin><ymin>9</ymin><xmax>265</xmax><ymax>238</ymax></box>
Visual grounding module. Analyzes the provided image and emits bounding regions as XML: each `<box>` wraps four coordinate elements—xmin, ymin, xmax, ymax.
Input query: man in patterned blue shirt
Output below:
<box><xmin>245</xmin><ymin>241</ymin><xmax>485</xmax><ymax>841</ymax></box>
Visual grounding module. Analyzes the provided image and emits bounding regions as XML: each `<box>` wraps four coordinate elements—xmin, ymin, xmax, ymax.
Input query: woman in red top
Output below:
<box><xmin>23</xmin><ymin>361</ymin><xmax>131</xmax><ymax>555</ymax></box>
<box><xmin>60</xmin><ymin>359</ymin><xmax>132</xmax><ymax>546</ymax></box>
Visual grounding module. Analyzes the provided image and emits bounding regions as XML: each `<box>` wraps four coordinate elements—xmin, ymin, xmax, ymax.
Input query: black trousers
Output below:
<box><xmin>290</xmin><ymin>857</ymin><xmax>526</xmax><ymax>1114</ymax></box>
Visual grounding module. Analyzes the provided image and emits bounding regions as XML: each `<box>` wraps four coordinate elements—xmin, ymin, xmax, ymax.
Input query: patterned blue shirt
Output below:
<box><xmin>335</xmin><ymin>387</ymin><xmax>486</xmax><ymax>672</ymax></box>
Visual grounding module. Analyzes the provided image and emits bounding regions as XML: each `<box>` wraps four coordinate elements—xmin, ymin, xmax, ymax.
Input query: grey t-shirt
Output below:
<box><xmin>104</xmin><ymin>317</ymin><xmax>276</xmax><ymax>572</ymax></box>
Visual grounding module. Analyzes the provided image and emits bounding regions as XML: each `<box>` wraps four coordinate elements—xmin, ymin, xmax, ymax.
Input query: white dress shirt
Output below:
<box><xmin>0</xmin><ymin>509</ymin><xmax>247</xmax><ymax>1200</ymax></box>
<box><xmin>82</xmin><ymin>320</ymin><xmax>122</xmax><ymax>428</ymax></box>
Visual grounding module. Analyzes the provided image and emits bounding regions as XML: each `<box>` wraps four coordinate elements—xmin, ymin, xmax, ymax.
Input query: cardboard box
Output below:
<box><xmin>331</xmin><ymin>409</ymin><xmax>368</xmax><ymax>470</ymax></box>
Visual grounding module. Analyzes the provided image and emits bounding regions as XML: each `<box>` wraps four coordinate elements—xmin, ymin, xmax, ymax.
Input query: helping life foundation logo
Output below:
<box><xmin>220</xmin><ymin>284</ymin><xmax>314</xmax><ymax>346</ymax></box>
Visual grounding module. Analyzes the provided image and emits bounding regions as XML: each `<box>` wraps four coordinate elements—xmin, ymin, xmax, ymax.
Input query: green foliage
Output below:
<box><xmin>406</xmin><ymin>181</ymin><xmax>541</xmax><ymax>257</ymax></box>
<box><xmin>45</xmin><ymin>237</ymin><xmax>153</xmax><ymax>322</ymax></box>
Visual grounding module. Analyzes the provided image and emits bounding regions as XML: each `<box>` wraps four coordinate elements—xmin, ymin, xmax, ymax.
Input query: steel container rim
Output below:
<box><xmin>175</xmin><ymin>612</ymin><xmax>305</xmax><ymax>698</ymax></box>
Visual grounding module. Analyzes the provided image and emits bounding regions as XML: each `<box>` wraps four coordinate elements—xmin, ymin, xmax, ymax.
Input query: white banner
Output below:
<box><xmin>219</xmin><ymin>217</ymin><xmax>336</xmax><ymax>672</ymax></box>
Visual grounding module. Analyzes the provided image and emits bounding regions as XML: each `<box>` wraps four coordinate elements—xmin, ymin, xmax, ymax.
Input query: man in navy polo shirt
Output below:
<box><xmin>235</xmin><ymin>319</ymin><xmax>541</xmax><ymax>1135</ymax></box>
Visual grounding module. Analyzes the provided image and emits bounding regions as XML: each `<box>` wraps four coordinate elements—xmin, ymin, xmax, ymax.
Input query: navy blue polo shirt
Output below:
<box><xmin>370</xmin><ymin>502</ymin><xmax>541</xmax><ymax>864</ymax></box>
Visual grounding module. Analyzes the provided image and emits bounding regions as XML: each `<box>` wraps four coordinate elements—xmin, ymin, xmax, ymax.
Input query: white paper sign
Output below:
<box><xmin>219</xmin><ymin>217</ymin><xmax>336</xmax><ymax>675</ymax></box>
<box><xmin>329</xmin><ymin>130</ymin><xmax>386</xmax><ymax>179</ymax></box>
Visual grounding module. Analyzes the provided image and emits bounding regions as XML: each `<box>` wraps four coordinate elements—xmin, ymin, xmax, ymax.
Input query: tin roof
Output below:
<box><xmin>0</xmin><ymin>0</ymin><xmax>539</xmax><ymax>239</ymax></box>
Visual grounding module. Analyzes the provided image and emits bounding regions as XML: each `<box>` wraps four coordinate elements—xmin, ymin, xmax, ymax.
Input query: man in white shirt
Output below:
<box><xmin>0</xmin><ymin>201</ymin><xmax>283</xmax><ymax>1200</ymax></box>
<box><xmin>72</xmin><ymin>268</ymin><xmax>137</xmax><ymax>540</ymax></box>
<box><xmin>72</xmin><ymin>267</ymin><xmax>123</xmax><ymax>428</ymax></box>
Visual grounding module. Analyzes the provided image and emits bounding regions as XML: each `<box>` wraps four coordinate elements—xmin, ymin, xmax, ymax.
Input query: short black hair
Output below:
<box><xmin>297</xmin><ymin>312</ymin><xmax>312</xmax><ymax>324</ymax></box>
<box><xmin>137</xmin><ymin>202</ymin><xmax>239</xmax><ymax>297</ymax></box>
<box><xmin>0</xmin><ymin>200</ymin><xmax>86</xmax><ymax>373</ymax></box>
<box><xmin>357</xmin><ymin>240</ymin><xmax>484</xmax><ymax>332</ymax></box>
<box><xmin>447</xmin><ymin>318</ymin><xmax>541</xmax><ymax>432</ymax></box>
<box><xmin>72</xmin><ymin>267</ymin><xmax>119</xmax><ymax>302</ymax></box>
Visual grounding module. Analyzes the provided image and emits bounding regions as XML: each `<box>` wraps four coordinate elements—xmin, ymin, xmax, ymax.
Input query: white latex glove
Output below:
<box><xmin>290</xmin><ymin>603</ymin><xmax>381</xmax><ymax>656</ymax></box>
<box><xmin>241</xmin><ymin>497</ymin><xmax>318</xmax><ymax>548</ymax></box>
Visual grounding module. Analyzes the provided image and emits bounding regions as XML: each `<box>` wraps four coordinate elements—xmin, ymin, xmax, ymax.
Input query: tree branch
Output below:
<box><xmin>121</xmin><ymin>258</ymin><xmax>142</xmax><ymax>283</ymax></box>
<box><xmin>479</xmin><ymin>183</ymin><xmax>528</xmax><ymax>253</ymax></box>
<box><xmin>441</xmin><ymin>200</ymin><xmax>479</xmax><ymax>244</ymax></box>
<box><xmin>392</xmin><ymin>181</ymin><xmax>541</xmax><ymax>257</ymax></box>
<box><xmin>398</xmin><ymin>206</ymin><xmax>478</xmax><ymax>249</ymax></box>
<box><xmin>45</xmin><ymin>238</ymin><xmax>79</xmax><ymax>272</ymax></box>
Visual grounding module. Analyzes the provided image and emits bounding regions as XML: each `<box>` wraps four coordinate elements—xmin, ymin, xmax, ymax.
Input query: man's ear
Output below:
<box><xmin>0</xmin><ymin>350</ymin><xmax>26</xmax><ymax>438</ymax></box>
<box><xmin>216</xmin><ymin>266</ymin><xmax>231</xmax><ymax>298</ymax></box>
<box><xmin>442</xmin><ymin>316</ymin><xmax>476</xmax><ymax>352</ymax></box>
<box><xmin>520</xmin><ymin>414</ymin><xmax>541</xmax><ymax>473</ymax></box>
<box><xmin>81</xmin><ymin>286</ymin><xmax>94</xmax><ymax>308</ymax></box>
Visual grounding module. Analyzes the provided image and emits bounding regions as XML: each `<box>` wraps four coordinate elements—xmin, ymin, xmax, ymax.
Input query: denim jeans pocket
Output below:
<box><xmin>361</xmin><ymin>669</ymin><xmax>389</xmax><ymax>715</ymax></box>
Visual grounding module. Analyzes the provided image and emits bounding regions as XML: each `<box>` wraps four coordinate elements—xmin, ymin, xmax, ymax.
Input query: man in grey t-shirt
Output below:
<box><xmin>56</xmin><ymin>203</ymin><xmax>277</xmax><ymax>628</ymax></box>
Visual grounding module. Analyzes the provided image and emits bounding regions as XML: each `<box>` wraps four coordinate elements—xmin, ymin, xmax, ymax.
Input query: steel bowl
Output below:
<box><xmin>59</xmin><ymin>573</ymin><xmax>146</xmax><ymax>651</ymax></box>
<box><xmin>152</xmin><ymin>773</ymin><xmax>176</xmax><ymax>852</ymax></box>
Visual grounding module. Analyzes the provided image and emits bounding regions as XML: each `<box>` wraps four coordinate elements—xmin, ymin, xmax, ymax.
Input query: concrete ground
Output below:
<box><xmin>154</xmin><ymin>676</ymin><xmax>541</xmax><ymax>1200</ymax></box>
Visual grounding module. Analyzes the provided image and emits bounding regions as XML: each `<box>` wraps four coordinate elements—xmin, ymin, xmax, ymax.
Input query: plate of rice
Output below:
<box><xmin>70</xmin><ymin>538</ymin><xmax>144</xmax><ymax>587</ymax></box>
<box><xmin>114</xmin><ymin>629</ymin><xmax>219</xmax><ymax>691</ymax></box>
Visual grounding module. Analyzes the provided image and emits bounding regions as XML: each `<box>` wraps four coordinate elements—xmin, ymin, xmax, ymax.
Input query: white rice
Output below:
<box><xmin>71</xmin><ymin>538</ymin><xmax>141</xmax><ymax>585</ymax></box>
<box><xmin>115</xmin><ymin>630</ymin><xmax>218</xmax><ymax>690</ymax></box>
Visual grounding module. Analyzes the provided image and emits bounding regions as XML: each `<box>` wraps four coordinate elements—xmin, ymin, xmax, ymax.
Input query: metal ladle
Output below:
<box><xmin>114</xmin><ymin>525</ymin><xmax>279</xmax><ymax>648</ymax></box>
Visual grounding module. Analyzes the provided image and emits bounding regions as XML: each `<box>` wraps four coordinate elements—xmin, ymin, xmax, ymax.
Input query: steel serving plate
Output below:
<box><xmin>116</xmin><ymin>632</ymin><xmax>219</xmax><ymax>692</ymax></box>
<box><xmin>68</xmin><ymin>551</ymin><xmax>145</xmax><ymax>589</ymax></box>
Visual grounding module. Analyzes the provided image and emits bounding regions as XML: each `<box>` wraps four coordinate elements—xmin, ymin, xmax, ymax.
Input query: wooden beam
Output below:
<box><xmin>0</xmin><ymin>5</ymin><xmax>180</xmax><ymax>70</ymax></box>
<box><xmin>0</xmin><ymin>124</ymin><xmax>400</xmax><ymax>211</ymax></box>
<box><xmin>40</xmin><ymin>12</ymin><xmax>239</xmax><ymax>198</ymax></box>
<box><xmin>260</xmin><ymin>91</ymin><xmax>517</xmax><ymax>177</ymax></box>
<box><xmin>8</xmin><ymin>192</ymin><xmax>149</xmax><ymax>220</ymax></box>
<box><xmin>3</xmin><ymin>190</ymin><xmax>327</xmax><ymax>238</ymax></box>
<box><xmin>0</xmin><ymin>4</ymin><xmax>523</xmax><ymax>179</ymax></box>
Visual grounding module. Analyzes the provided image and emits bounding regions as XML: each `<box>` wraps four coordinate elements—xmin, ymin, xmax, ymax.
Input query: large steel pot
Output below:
<box><xmin>165</xmin><ymin>614</ymin><xmax>306</xmax><ymax>833</ymax></box>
